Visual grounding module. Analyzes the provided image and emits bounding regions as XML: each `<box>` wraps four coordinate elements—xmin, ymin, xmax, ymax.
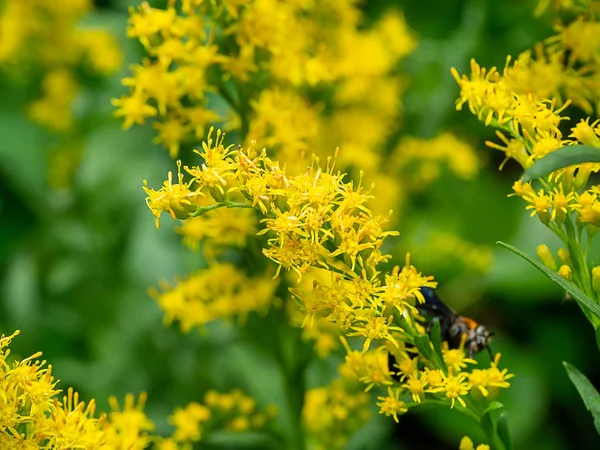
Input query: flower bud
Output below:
<box><xmin>592</xmin><ymin>266</ymin><xmax>600</xmax><ymax>295</ymax></box>
<box><xmin>570</xmin><ymin>119</ymin><xmax>600</xmax><ymax>146</ymax></box>
<box><xmin>537</xmin><ymin>244</ymin><xmax>557</xmax><ymax>271</ymax></box>
<box><xmin>574</xmin><ymin>164</ymin><xmax>592</xmax><ymax>191</ymax></box>
<box><xmin>209</xmin><ymin>186</ymin><xmax>226</xmax><ymax>202</ymax></box>
<box><xmin>557</xmin><ymin>248</ymin><xmax>570</xmax><ymax>264</ymax></box>
<box><xmin>558</xmin><ymin>265</ymin><xmax>572</xmax><ymax>280</ymax></box>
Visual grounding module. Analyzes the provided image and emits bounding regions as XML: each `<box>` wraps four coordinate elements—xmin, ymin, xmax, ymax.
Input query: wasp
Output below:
<box><xmin>417</xmin><ymin>286</ymin><xmax>493</xmax><ymax>358</ymax></box>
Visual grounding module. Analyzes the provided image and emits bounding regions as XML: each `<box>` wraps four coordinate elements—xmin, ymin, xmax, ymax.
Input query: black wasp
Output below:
<box><xmin>388</xmin><ymin>286</ymin><xmax>494</xmax><ymax>386</ymax></box>
<box><xmin>417</xmin><ymin>286</ymin><xmax>493</xmax><ymax>358</ymax></box>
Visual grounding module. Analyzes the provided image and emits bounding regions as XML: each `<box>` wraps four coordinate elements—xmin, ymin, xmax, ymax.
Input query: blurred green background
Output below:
<box><xmin>1</xmin><ymin>0</ymin><xmax>598</xmax><ymax>448</ymax></box>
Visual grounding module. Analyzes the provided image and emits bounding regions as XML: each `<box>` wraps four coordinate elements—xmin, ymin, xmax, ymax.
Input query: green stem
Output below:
<box><xmin>564</xmin><ymin>216</ymin><xmax>592</xmax><ymax>295</ymax></box>
<box><xmin>191</xmin><ymin>200</ymin><xmax>254</xmax><ymax>217</ymax></box>
<box><xmin>563</xmin><ymin>216</ymin><xmax>600</xmax><ymax>327</ymax></box>
<box><xmin>271</xmin><ymin>304</ymin><xmax>308</xmax><ymax>450</ymax></box>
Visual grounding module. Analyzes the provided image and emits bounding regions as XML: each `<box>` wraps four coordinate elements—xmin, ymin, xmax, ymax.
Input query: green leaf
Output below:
<box><xmin>496</xmin><ymin>412</ymin><xmax>512</xmax><ymax>450</ymax></box>
<box><xmin>414</xmin><ymin>331</ymin><xmax>446</xmax><ymax>373</ymax></box>
<box><xmin>522</xmin><ymin>145</ymin><xmax>600</xmax><ymax>182</ymax></box>
<box><xmin>596</xmin><ymin>327</ymin><xmax>600</xmax><ymax>354</ymax></box>
<box><xmin>497</xmin><ymin>242</ymin><xmax>600</xmax><ymax>320</ymax></box>
<box><xmin>430</xmin><ymin>320</ymin><xmax>444</xmax><ymax>364</ymax></box>
<box><xmin>563</xmin><ymin>362</ymin><xmax>600</xmax><ymax>434</ymax></box>
<box><xmin>481</xmin><ymin>402</ymin><xmax>512</xmax><ymax>450</ymax></box>
<box><xmin>413</xmin><ymin>333</ymin><xmax>434</xmax><ymax>361</ymax></box>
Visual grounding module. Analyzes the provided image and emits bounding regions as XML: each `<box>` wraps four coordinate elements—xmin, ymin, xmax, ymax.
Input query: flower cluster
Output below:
<box><xmin>0</xmin><ymin>0</ymin><xmax>121</xmax><ymax>189</ymax></box>
<box><xmin>116</xmin><ymin>0</ymin><xmax>415</xmax><ymax>163</ymax></box>
<box><xmin>123</xmin><ymin>0</ymin><xmax>483</xmax><ymax>263</ymax></box>
<box><xmin>144</xmin><ymin>129</ymin><xmax>513</xmax><ymax>425</ymax></box>
<box><xmin>453</xmin><ymin>50</ymin><xmax>600</xmax><ymax>300</ymax></box>
<box><xmin>498</xmin><ymin>2</ymin><xmax>600</xmax><ymax>116</ymax></box>
<box><xmin>151</xmin><ymin>262</ymin><xmax>279</xmax><ymax>332</ymax></box>
<box><xmin>0</xmin><ymin>0</ymin><xmax>121</xmax><ymax>132</ymax></box>
<box><xmin>408</xmin><ymin>231</ymin><xmax>493</xmax><ymax>276</ymax></box>
<box><xmin>0</xmin><ymin>330</ymin><xmax>276</xmax><ymax>449</ymax></box>
<box><xmin>144</xmin><ymin>129</ymin><xmax>399</xmax><ymax>281</ymax></box>
<box><xmin>176</xmin><ymin>203</ymin><xmax>257</xmax><ymax>256</ymax></box>
<box><xmin>0</xmin><ymin>330</ymin><xmax>153</xmax><ymax>448</ymax></box>
<box><xmin>391</xmin><ymin>133</ymin><xmax>480</xmax><ymax>188</ymax></box>
<box><xmin>302</xmin><ymin>378</ymin><xmax>370</xmax><ymax>450</ymax></box>
<box><xmin>159</xmin><ymin>389</ymin><xmax>277</xmax><ymax>449</ymax></box>
<box><xmin>340</xmin><ymin>338</ymin><xmax>512</xmax><ymax>420</ymax></box>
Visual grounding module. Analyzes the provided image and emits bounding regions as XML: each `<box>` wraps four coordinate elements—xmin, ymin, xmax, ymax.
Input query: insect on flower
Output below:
<box><xmin>417</xmin><ymin>287</ymin><xmax>493</xmax><ymax>359</ymax></box>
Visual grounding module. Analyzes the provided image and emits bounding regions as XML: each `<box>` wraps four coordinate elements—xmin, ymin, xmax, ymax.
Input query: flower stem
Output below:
<box><xmin>191</xmin><ymin>200</ymin><xmax>254</xmax><ymax>217</ymax></box>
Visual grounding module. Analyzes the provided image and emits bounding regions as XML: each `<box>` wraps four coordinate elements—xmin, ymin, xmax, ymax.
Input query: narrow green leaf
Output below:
<box><xmin>413</xmin><ymin>334</ymin><xmax>434</xmax><ymax>361</ymax></box>
<box><xmin>480</xmin><ymin>402</ymin><xmax>502</xmax><ymax>437</ymax></box>
<box><xmin>563</xmin><ymin>362</ymin><xmax>600</xmax><ymax>434</ymax></box>
<box><xmin>596</xmin><ymin>327</ymin><xmax>600</xmax><ymax>354</ymax></box>
<box><xmin>497</xmin><ymin>242</ymin><xmax>600</xmax><ymax>320</ymax></box>
<box><xmin>522</xmin><ymin>145</ymin><xmax>600</xmax><ymax>182</ymax></box>
<box><xmin>481</xmin><ymin>411</ymin><xmax>494</xmax><ymax>437</ymax></box>
<box><xmin>430</xmin><ymin>321</ymin><xmax>444</xmax><ymax>364</ymax></box>
<box><xmin>481</xmin><ymin>402</ymin><xmax>512</xmax><ymax>450</ymax></box>
<box><xmin>414</xmin><ymin>331</ymin><xmax>446</xmax><ymax>373</ymax></box>
<box><xmin>482</xmin><ymin>401</ymin><xmax>506</xmax><ymax>416</ymax></box>
<box><xmin>496</xmin><ymin>412</ymin><xmax>512</xmax><ymax>450</ymax></box>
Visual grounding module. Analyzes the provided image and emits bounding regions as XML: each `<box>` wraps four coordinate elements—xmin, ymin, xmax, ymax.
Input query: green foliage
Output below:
<box><xmin>563</xmin><ymin>362</ymin><xmax>600</xmax><ymax>435</ymax></box>
<box><xmin>497</xmin><ymin>241</ymin><xmax>600</xmax><ymax>322</ymax></box>
<box><xmin>2</xmin><ymin>0</ymin><xmax>599</xmax><ymax>448</ymax></box>
<box><xmin>481</xmin><ymin>402</ymin><xmax>512</xmax><ymax>450</ymax></box>
<box><xmin>522</xmin><ymin>145</ymin><xmax>600</xmax><ymax>182</ymax></box>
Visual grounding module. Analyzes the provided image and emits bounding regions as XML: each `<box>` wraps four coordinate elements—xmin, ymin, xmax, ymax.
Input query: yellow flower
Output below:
<box><xmin>112</xmin><ymin>94</ymin><xmax>157</xmax><ymax>129</ymax></box>
<box><xmin>460</xmin><ymin>436</ymin><xmax>490</xmax><ymax>450</ymax></box>
<box><xmin>442</xmin><ymin>345</ymin><xmax>477</xmax><ymax>373</ymax></box>
<box><xmin>402</xmin><ymin>372</ymin><xmax>429</xmax><ymax>403</ymax></box>
<box><xmin>170</xmin><ymin>402</ymin><xmax>211</xmax><ymax>442</ymax></box>
<box><xmin>143</xmin><ymin>160</ymin><xmax>202</xmax><ymax>228</ymax></box>
<box><xmin>348</xmin><ymin>315</ymin><xmax>404</xmax><ymax>352</ymax></box>
<box><xmin>151</xmin><ymin>263</ymin><xmax>278</xmax><ymax>331</ymax></box>
<box><xmin>0</xmin><ymin>331</ymin><xmax>154</xmax><ymax>448</ymax></box>
<box><xmin>303</xmin><ymin>379</ymin><xmax>370</xmax><ymax>450</ymax></box>
<box><xmin>376</xmin><ymin>387</ymin><xmax>407</xmax><ymax>423</ymax></box>
<box><xmin>427</xmin><ymin>371</ymin><xmax>470</xmax><ymax>408</ymax></box>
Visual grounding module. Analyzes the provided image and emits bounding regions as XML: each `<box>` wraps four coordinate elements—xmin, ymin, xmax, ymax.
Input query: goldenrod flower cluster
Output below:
<box><xmin>340</xmin><ymin>338</ymin><xmax>512</xmax><ymax>420</ymax></box>
<box><xmin>302</xmin><ymin>378</ymin><xmax>370</xmax><ymax>450</ymax></box>
<box><xmin>408</xmin><ymin>231</ymin><xmax>493</xmax><ymax>276</ymax></box>
<box><xmin>501</xmin><ymin>1</ymin><xmax>600</xmax><ymax>115</ymax></box>
<box><xmin>392</xmin><ymin>133</ymin><xmax>480</xmax><ymax>188</ymax></box>
<box><xmin>159</xmin><ymin>389</ymin><xmax>277</xmax><ymax>449</ymax></box>
<box><xmin>0</xmin><ymin>0</ymin><xmax>121</xmax><ymax>132</ymax></box>
<box><xmin>452</xmin><ymin>7</ymin><xmax>600</xmax><ymax>303</ymax></box>
<box><xmin>0</xmin><ymin>330</ymin><xmax>152</xmax><ymax>449</ymax></box>
<box><xmin>144</xmin><ymin>129</ymin><xmax>513</xmax><ymax>424</ymax></box>
<box><xmin>116</xmin><ymin>0</ymin><xmax>415</xmax><ymax>163</ymax></box>
<box><xmin>121</xmin><ymin>0</ymin><xmax>483</xmax><ymax>257</ymax></box>
<box><xmin>0</xmin><ymin>330</ymin><xmax>275</xmax><ymax>449</ymax></box>
<box><xmin>151</xmin><ymin>262</ymin><xmax>278</xmax><ymax>332</ymax></box>
<box><xmin>176</xmin><ymin>203</ymin><xmax>257</xmax><ymax>255</ymax></box>
<box><xmin>0</xmin><ymin>0</ymin><xmax>121</xmax><ymax>189</ymax></box>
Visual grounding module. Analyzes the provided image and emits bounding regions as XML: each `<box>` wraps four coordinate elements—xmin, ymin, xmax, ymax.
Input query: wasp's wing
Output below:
<box><xmin>416</xmin><ymin>287</ymin><xmax>457</xmax><ymax>317</ymax></box>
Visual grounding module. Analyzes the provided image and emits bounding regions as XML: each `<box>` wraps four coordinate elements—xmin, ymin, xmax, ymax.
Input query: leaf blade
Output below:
<box><xmin>563</xmin><ymin>362</ymin><xmax>600</xmax><ymax>435</ymax></box>
<box><xmin>481</xmin><ymin>402</ymin><xmax>512</xmax><ymax>450</ymax></box>
<box><xmin>522</xmin><ymin>145</ymin><xmax>600</xmax><ymax>182</ymax></box>
<box><xmin>497</xmin><ymin>241</ymin><xmax>600</xmax><ymax>320</ymax></box>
